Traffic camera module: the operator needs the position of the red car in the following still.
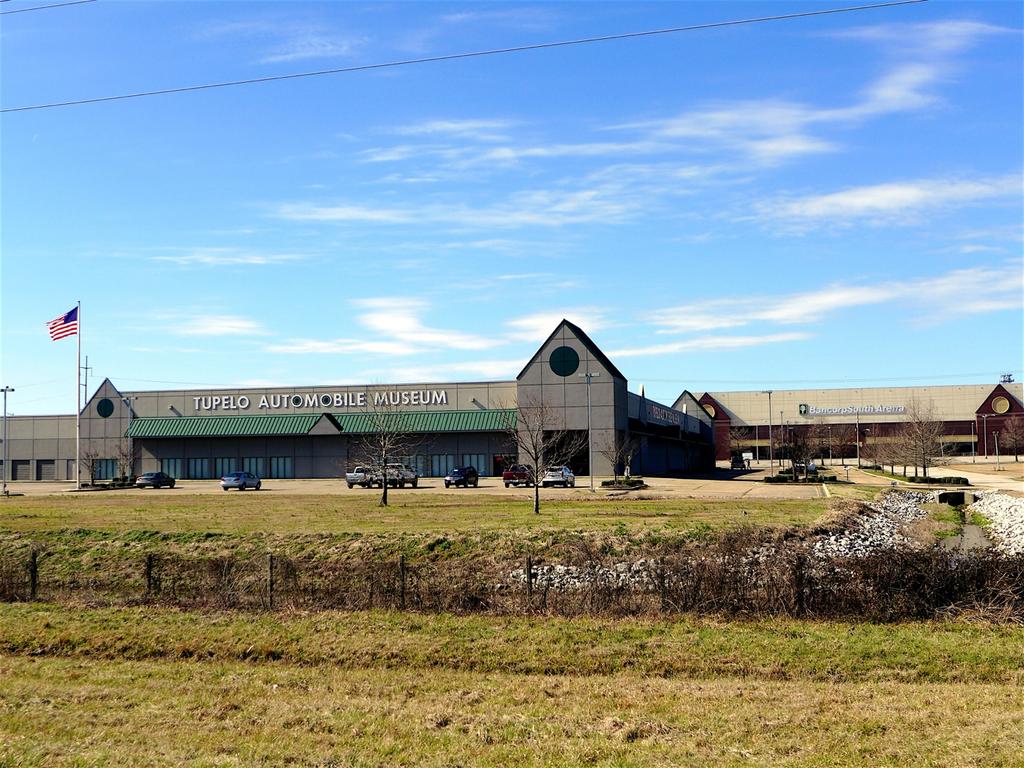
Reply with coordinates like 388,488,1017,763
502,464,534,488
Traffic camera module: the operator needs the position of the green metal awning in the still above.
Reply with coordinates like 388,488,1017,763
125,414,330,439
333,409,516,434
125,410,515,439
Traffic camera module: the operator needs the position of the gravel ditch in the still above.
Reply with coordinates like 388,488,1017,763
509,491,946,591
969,492,1024,556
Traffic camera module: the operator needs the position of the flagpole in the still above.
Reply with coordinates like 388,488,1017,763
76,300,81,490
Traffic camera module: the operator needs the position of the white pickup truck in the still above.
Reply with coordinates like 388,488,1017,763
345,466,374,489
346,463,419,489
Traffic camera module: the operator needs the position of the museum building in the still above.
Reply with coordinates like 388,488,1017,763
684,381,1024,462
2,321,714,482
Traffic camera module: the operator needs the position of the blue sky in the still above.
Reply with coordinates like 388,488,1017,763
2,0,1021,414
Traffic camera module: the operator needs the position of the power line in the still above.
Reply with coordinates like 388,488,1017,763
0,0,95,15
643,370,1022,386
1,0,926,113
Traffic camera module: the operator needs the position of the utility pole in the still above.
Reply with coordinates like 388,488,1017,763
762,390,773,476
81,355,93,402
1,386,13,496
578,367,600,492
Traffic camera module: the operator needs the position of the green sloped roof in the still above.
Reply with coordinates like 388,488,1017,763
333,409,516,434
125,414,325,438
125,410,516,439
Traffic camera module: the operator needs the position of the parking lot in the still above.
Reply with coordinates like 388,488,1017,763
2,470,828,500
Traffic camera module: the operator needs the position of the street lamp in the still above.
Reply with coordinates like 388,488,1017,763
827,424,833,466
578,368,600,492
971,420,976,463
1,386,13,496
981,414,990,458
762,391,773,476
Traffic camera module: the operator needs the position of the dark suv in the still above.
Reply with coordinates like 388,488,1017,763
136,471,175,489
444,466,479,488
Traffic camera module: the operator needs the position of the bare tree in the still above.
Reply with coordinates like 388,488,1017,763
807,423,832,466
115,438,136,480
600,432,639,483
504,396,587,514
998,416,1024,462
727,427,751,459
80,445,101,485
787,427,813,479
895,400,948,479
352,397,421,507
831,424,857,465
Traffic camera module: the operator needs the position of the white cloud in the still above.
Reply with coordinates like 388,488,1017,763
176,315,268,337
151,248,304,266
505,309,609,342
260,32,364,63
364,358,526,383
610,333,811,358
195,17,365,64
267,298,497,357
647,263,1023,334
275,183,643,228
392,119,517,142
755,175,1021,228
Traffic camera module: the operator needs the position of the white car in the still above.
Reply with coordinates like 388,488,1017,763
541,466,575,488
220,471,261,491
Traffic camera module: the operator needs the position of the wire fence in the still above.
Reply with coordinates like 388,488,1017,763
2,536,1021,621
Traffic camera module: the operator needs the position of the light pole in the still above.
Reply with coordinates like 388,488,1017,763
827,424,833,466
971,420,976,463
762,391,773,476
855,410,861,468
122,396,137,479
995,432,1001,471
981,414,989,458
1,386,13,496
578,368,600,492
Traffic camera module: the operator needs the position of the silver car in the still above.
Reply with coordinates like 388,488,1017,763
220,470,261,491
541,466,575,488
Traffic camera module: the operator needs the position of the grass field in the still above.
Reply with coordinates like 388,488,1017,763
1,605,1022,767
0,492,827,535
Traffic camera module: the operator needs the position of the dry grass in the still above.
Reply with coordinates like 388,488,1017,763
2,658,1022,767
1,605,1022,767
0,492,826,535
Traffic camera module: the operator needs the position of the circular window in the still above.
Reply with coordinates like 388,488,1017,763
96,398,114,418
992,396,1010,414
704,404,716,418
549,346,580,377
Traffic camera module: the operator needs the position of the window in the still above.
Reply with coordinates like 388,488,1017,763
243,457,264,477
429,454,455,477
94,459,118,480
214,458,237,478
269,456,293,479
460,454,488,475
161,458,182,479
187,458,211,480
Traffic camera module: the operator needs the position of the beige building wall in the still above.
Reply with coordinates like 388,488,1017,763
703,383,1024,426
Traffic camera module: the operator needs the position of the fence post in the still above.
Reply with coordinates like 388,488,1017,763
29,549,38,601
399,554,406,610
526,555,533,602
793,553,806,617
145,553,154,597
268,553,274,610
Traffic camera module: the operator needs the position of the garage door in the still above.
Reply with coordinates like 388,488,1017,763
12,460,31,481
36,460,56,481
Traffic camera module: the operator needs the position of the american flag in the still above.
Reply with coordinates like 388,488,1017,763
47,306,79,341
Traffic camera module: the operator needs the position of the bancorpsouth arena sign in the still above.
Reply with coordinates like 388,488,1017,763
798,403,906,417
193,389,449,412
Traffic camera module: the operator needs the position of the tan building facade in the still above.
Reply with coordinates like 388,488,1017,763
2,322,713,482
681,382,1024,462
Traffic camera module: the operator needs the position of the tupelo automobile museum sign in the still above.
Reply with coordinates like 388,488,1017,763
193,389,449,412
798,403,905,417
